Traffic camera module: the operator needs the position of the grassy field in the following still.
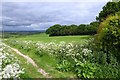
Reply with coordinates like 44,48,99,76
4,33,120,78
10,33,93,44
4,33,93,78
14,44,76,78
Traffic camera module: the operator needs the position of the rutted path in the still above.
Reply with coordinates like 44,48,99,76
4,43,51,78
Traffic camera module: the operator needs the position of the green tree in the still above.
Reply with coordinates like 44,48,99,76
46,24,62,36
96,1,120,22
46,22,99,36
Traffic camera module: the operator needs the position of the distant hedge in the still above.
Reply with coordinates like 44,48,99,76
46,21,100,36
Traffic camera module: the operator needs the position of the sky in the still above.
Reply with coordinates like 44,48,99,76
1,0,110,31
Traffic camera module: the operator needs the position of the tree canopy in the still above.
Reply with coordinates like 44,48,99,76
96,1,120,22
46,22,100,36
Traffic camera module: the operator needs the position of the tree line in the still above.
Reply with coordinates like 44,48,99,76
46,22,100,36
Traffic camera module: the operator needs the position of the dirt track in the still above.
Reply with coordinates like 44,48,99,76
4,43,51,78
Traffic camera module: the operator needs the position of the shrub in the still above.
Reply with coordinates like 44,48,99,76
95,13,120,62
95,64,119,78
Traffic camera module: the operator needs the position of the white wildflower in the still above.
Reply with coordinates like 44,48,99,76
82,48,92,56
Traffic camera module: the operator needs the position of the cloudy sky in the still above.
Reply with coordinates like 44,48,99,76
2,0,110,31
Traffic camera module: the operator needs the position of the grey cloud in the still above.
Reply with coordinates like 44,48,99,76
2,2,107,31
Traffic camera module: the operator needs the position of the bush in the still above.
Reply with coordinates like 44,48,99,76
95,64,119,78
95,13,120,62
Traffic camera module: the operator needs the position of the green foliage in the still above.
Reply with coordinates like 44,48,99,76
46,24,62,36
95,64,119,78
34,48,44,57
74,61,96,78
46,22,100,36
87,39,119,78
56,60,71,72
96,1,120,22
96,13,120,62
